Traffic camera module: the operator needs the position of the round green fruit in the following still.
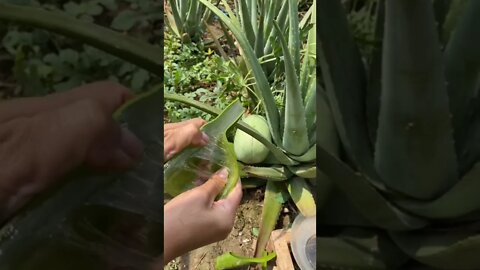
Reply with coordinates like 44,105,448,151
234,115,271,164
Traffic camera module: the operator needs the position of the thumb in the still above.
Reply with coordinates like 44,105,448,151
199,168,229,202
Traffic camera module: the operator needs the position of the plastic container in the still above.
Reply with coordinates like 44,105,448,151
290,214,316,270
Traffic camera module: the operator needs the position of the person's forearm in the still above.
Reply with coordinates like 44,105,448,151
163,206,189,264
0,81,131,125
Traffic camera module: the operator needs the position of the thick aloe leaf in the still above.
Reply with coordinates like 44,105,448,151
434,0,452,43
392,162,480,219
443,0,468,43
287,0,300,76
317,187,374,227
318,0,378,182
375,0,457,200
0,89,163,270
263,0,277,49
391,229,480,269
459,96,480,175
165,5,181,37
240,165,290,181
445,0,480,154
167,0,184,36
288,164,316,179
273,22,309,155
0,3,161,76
164,93,297,165
238,0,256,47
254,181,285,257
287,177,315,217
304,72,316,142
317,228,409,270
365,0,384,148
316,87,339,157
254,3,265,59
215,251,276,270
316,146,427,231
199,0,282,146
249,0,257,36
312,87,334,210
185,0,200,39
178,0,187,22
264,0,288,58
313,170,333,211
290,144,316,163
164,100,243,198
300,1,316,100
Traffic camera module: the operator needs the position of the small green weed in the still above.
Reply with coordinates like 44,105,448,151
0,0,161,97
164,30,251,123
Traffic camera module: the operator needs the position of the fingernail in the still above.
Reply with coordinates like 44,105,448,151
166,151,176,160
201,132,209,143
120,126,144,160
215,167,229,179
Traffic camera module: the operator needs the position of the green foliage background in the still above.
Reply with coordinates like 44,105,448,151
0,0,161,99
163,31,250,123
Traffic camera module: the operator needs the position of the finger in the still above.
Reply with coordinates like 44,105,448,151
114,125,144,161
164,123,208,159
0,81,132,124
164,118,206,131
86,124,143,170
183,123,209,146
54,81,133,114
199,168,229,202
214,179,243,214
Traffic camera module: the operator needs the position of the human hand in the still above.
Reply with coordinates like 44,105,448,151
0,81,143,220
164,118,209,161
163,168,242,264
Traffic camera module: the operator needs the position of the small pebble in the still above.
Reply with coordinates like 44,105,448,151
283,207,289,213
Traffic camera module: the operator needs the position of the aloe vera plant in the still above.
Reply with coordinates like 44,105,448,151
317,0,480,268
165,0,219,43
165,0,327,263
0,3,162,269
227,0,303,81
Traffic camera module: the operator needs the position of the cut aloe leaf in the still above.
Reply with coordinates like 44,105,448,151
164,100,243,199
215,251,276,270
391,228,480,269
